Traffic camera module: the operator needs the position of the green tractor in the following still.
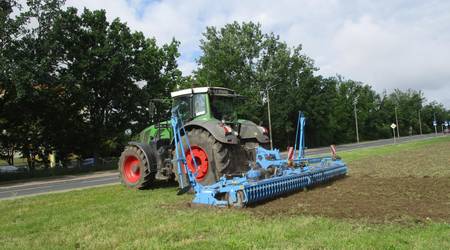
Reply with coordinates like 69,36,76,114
118,87,270,189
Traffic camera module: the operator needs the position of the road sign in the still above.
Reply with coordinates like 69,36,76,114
391,123,396,143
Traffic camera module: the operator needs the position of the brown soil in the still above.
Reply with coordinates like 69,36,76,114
248,175,450,222
165,140,450,223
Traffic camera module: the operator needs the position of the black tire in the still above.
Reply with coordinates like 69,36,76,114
175,128,241,186
118,146,155,189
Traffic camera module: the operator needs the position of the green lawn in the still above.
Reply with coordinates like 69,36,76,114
0,136,449,249
339,135,450,162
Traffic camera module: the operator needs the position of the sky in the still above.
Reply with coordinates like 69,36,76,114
61,0,450,107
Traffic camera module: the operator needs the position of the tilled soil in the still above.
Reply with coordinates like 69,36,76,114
166,140,450,223
248,175,450,222
247,142,450,223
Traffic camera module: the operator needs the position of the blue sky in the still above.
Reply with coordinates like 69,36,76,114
63,0,450,107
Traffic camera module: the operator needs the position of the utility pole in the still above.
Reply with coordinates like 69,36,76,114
395,106,400,138
265,84,280,150
267,89,273,149
353,98,360,143
418,109,422,135
434,113,438,135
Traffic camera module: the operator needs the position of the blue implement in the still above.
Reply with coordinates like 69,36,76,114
171,108,348,207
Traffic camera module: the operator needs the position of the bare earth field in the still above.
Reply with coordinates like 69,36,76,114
249,176,450,222
248,142,450,222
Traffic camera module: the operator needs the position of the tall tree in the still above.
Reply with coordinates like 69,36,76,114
196,22,339,147
0,0,182,166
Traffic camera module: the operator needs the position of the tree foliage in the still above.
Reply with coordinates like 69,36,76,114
0,2,448,169
0,0,181,166
195,22,449,148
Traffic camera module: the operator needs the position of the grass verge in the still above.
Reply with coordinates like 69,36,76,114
0,136,449,249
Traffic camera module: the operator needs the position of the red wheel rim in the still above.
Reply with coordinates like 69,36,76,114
123,155,141,183
185,146,209,180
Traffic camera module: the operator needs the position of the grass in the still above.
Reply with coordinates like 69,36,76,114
0,157,27,166
0,136,449,249
339,135,450,162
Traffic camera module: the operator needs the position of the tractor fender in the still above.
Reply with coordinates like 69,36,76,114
127,141,158,172
183,120,239,144
238,120,270,144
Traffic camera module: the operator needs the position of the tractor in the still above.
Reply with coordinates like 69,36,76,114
118,87,270,189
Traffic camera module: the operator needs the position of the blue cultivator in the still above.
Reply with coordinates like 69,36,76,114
172,109,348,207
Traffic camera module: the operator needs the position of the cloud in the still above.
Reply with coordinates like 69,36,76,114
26,0,450,107
329,14,450,93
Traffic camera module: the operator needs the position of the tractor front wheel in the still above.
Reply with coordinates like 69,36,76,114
118,146,155,189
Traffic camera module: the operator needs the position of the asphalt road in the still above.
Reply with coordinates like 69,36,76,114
0,171,119,200
0,133,442,200
297,133,441,156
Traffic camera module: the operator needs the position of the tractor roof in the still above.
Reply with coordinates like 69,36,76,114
170,87,237,98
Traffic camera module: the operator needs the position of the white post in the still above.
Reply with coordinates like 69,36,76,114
392,127,396,143
390,123,397,143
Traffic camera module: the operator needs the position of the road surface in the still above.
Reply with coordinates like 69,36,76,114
0,171,118,200
0,133,443,200
291,133,441,156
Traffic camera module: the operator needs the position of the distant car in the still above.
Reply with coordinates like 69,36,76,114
0,165,28,173
81,158,95,167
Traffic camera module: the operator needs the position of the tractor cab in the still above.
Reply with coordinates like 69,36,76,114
170,87,241,123
120,86,269,190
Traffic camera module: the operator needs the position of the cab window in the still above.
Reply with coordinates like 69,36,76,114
172,96,191,121
210,95,236,121
193,94,206,117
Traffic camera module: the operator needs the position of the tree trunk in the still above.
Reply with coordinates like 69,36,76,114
7,148,14,165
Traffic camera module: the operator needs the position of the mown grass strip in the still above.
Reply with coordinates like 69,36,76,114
340,135,450,162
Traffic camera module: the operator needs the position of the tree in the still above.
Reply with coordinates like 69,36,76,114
328,77,385,143
195,22,335,147
422,101,448,133
0,0,22,165
0,0,183,167
194,21,450,147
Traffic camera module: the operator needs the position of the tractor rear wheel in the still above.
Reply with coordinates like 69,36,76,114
175,128,239,186
118,146,155,189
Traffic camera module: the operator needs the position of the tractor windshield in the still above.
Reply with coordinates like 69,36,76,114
172,96,191,122
210,95,236,121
